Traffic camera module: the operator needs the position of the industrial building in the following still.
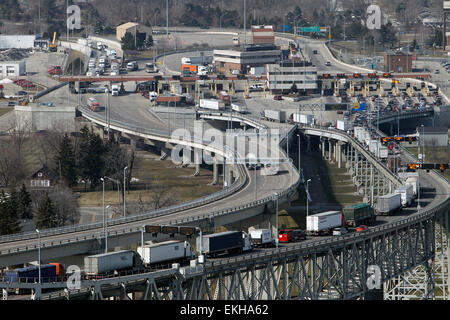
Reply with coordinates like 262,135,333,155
418,127,448,147
0,35,36,49
116,22,151,41
266,60,318,94
213,45,281,74
0,61,26,77
251,25,275,45
384,52,413,73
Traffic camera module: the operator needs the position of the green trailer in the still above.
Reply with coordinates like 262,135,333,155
343,203,376,227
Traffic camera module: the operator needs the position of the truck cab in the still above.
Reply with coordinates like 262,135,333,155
111,85,120,96
242,232,253,252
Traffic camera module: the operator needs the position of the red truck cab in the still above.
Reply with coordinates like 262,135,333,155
48,66,62,75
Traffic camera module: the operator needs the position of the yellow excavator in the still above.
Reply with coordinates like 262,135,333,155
49,32,57,52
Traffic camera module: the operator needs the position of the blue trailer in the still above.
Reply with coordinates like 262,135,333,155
5,264,58,283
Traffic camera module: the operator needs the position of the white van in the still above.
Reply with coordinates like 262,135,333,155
97,42,103,50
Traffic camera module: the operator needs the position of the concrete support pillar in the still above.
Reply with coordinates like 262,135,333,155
194,148,201,176
306,136,311,152
338,143,343,168
224,164,233,187
160,146,170,160
212,157,219,185
321,139,326,158
327,139,331,162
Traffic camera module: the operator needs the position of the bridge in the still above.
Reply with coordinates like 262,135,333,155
0,31,449,300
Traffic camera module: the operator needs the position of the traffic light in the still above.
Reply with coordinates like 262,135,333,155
382,137,392,143
407,163,421,171
436,163,449,172
383,73,391,78
394,136,404,142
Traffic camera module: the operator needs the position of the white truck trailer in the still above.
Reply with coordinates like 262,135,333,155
137,240,193,266
263,109,286,122
199,98,225,111
84,250,135,275
336,119,351,131
306,211,342,235
395,184,415,207
376,193,402,215
293,113,314,125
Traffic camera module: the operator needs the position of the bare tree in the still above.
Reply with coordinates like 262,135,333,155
0,142,19,187
151,181,177,210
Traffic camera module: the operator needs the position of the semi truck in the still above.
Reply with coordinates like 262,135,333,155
87,97,101,111
126,61,138,71
263,109,286,122
199,98,225,110
248,229,274,247
5,263,63,284
336,119,351,131
377,146,389,160
111,84,120,96
231,103,246,113
375,193,402,215
197,231,253,257
306,211,343,235
84,250,140,276
395,185,415,207
292,113,314,125
218,91,231,106
342,203,376,227
137,241,193,266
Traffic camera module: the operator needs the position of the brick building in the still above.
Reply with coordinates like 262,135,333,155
251,25,275,45
384,52,413,73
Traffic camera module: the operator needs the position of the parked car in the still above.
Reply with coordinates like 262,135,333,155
332,227,348,236
274,95,283,101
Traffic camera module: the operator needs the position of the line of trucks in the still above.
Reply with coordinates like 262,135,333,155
3,190,418,289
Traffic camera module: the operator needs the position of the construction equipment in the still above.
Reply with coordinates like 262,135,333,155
49,32,57,52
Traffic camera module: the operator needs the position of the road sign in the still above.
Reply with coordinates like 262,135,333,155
282,25,291,32
320,27,328,32
353,102,360,109
301,26,320,33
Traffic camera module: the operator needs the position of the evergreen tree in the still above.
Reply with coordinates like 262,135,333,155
55,133,77,186
35,193,57,229
79,126,105,190
17,183,32,220
121,32,136,50
0,189,21,235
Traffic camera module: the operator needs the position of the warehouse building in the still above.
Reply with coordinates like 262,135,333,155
0,35,36,49
266,60,318,94
116,22,152,41
0,61,26,77
418,127,448,147
213,45,281,74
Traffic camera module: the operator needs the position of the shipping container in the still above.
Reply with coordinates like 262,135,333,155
137,241,193,265
293,113,314,125
343,203,375,227
182,64,197,73
377,146,389,160
156,95,183,103
197,231,252,257
4,264,58,283
306,211,342,235
84,250,135,275
376,193,402,215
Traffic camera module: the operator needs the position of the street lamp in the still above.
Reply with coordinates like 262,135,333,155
36,229,41,284
123,166,128,218
417,125,424,211
141,226,145,248
101,177,105,240
306,179,311,217
273,193,279,248
105,205,111,253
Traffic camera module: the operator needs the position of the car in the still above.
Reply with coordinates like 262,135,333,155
278,229,306,242
86,71,93,77
15,91,28,96
333,227,348,236
325,61,331,66
434,69,440,74
7,101,15,107
39,102,53,107
274,95,283,101
110,70,119,76
356,225,368,232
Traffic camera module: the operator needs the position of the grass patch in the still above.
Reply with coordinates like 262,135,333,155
0,107,12,117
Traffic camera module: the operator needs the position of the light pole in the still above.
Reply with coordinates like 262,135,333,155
141,226,144,247
306,179,311,217
273,193,279,248
101,177,105,238
123,166,128,218
297,134,301,174
417,125,424,211
105,205,111,253
36,229,41,284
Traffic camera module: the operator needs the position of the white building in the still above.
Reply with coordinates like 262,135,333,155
0,61,26,77
0,35,36,49
266,60,318,94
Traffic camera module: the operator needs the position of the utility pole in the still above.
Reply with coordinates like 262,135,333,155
244,0,246,46
166,0,169,39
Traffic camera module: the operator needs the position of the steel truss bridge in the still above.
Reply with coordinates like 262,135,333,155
1,34,449,301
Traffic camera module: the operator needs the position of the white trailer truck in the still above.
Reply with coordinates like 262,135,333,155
306,211,342,236
199,98,225,111
395,184,415,207
137,240,193,266
263,109,286,122
376,193,402,215
84,250,136,275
